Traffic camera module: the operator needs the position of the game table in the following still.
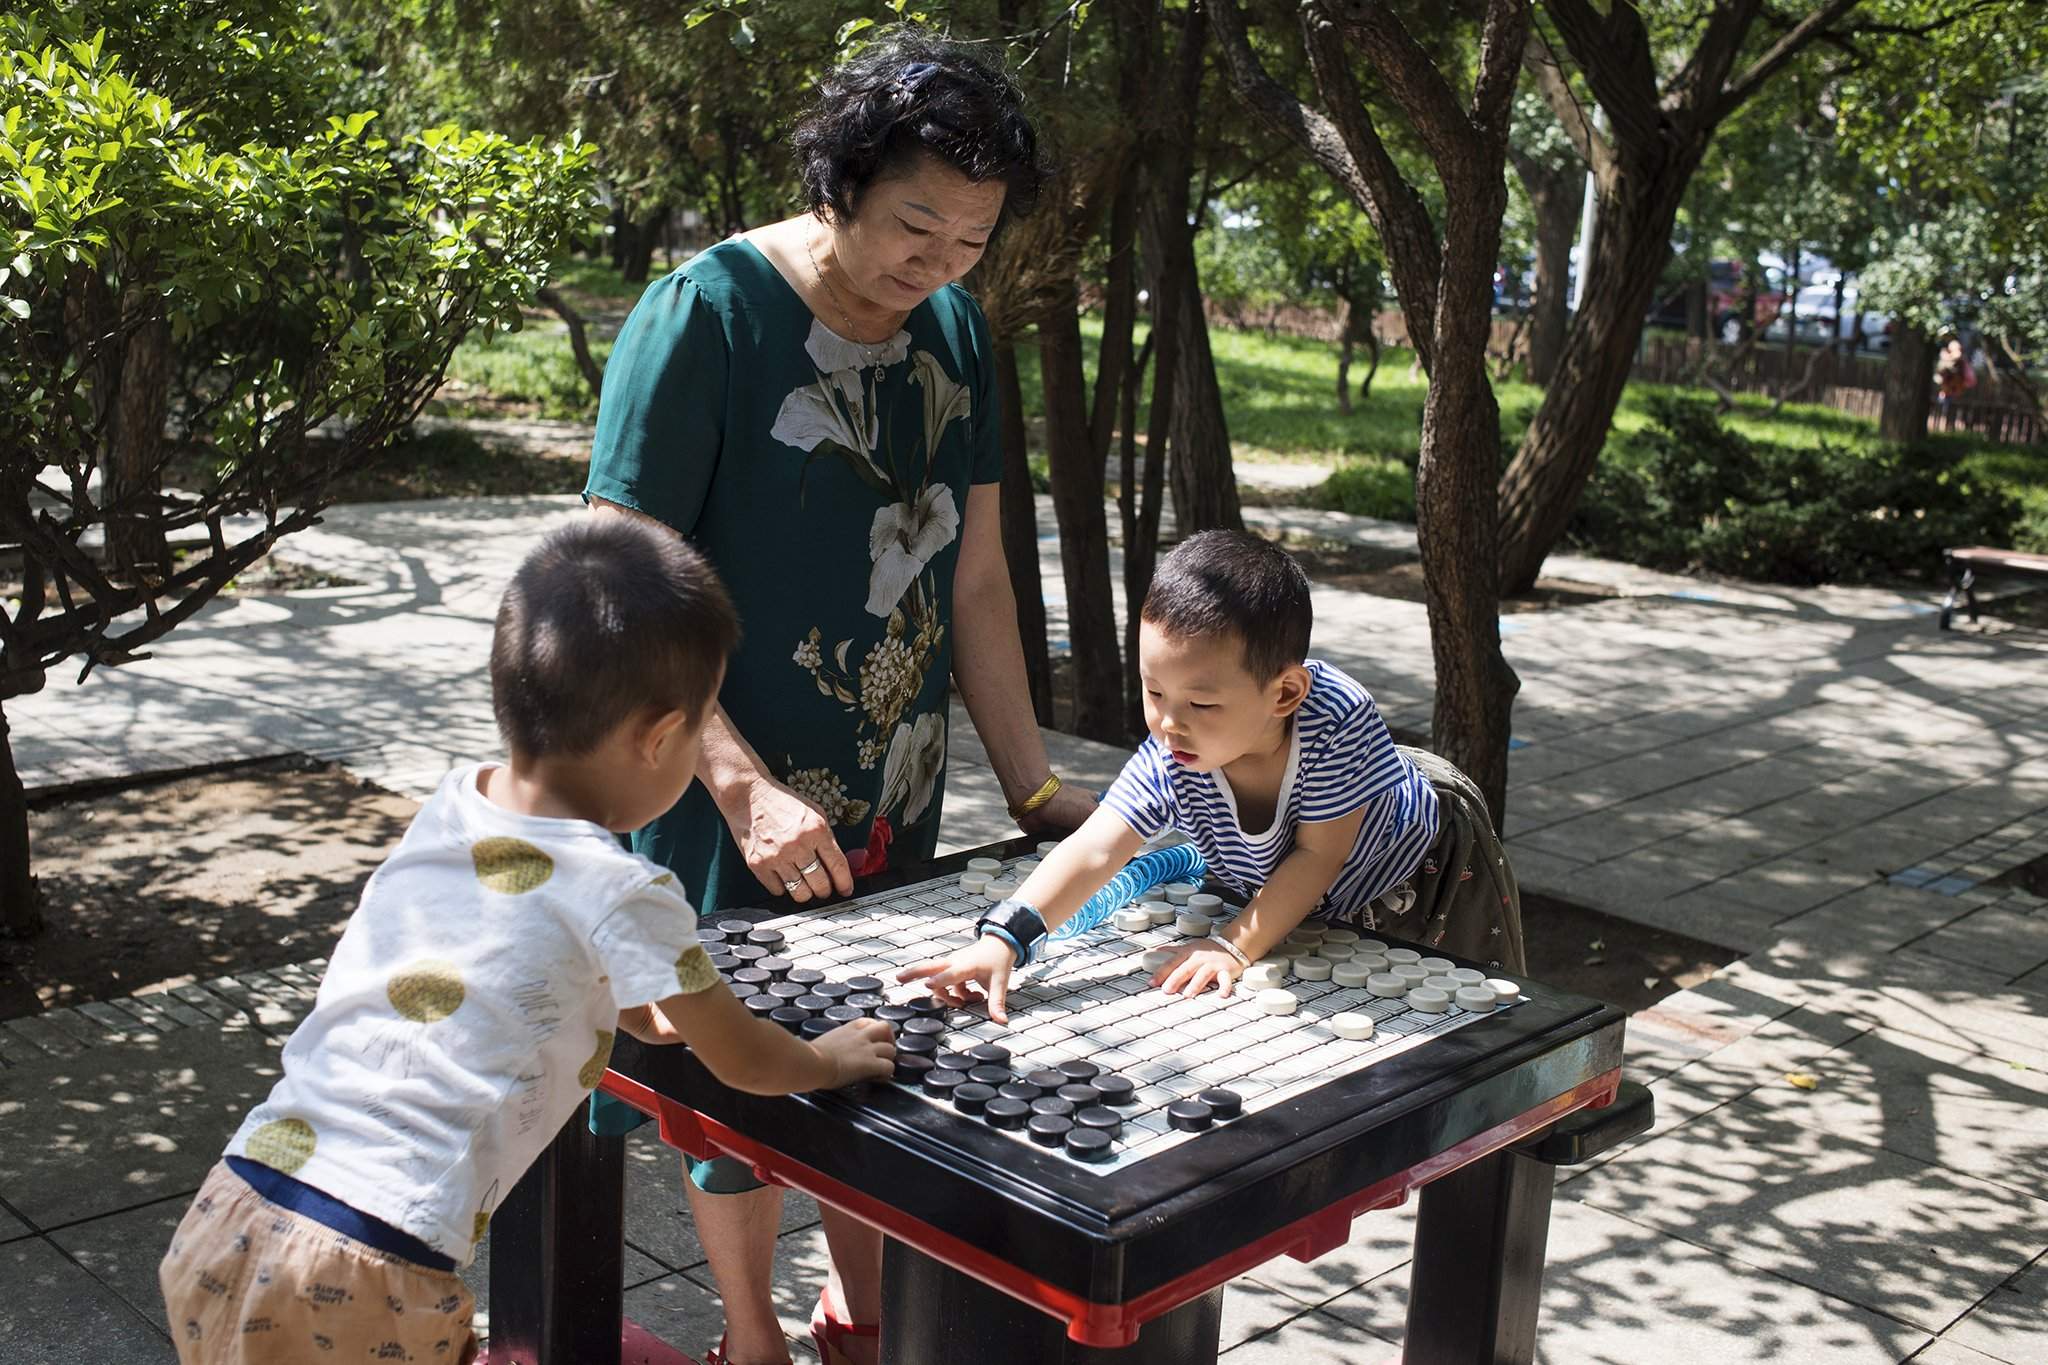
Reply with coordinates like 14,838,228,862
486,837,1632,1365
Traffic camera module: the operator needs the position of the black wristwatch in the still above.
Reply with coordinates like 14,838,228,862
976,899,1049,967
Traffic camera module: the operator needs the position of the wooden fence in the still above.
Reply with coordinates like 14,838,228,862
1201,298,2044,446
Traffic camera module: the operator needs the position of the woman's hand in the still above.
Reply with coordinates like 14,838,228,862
898,934,1022,1024
733,777,854,903
1017,782,1097,839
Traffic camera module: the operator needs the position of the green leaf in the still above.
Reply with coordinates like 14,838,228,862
836,17,874,44
731,16,755,49
4,296,29,319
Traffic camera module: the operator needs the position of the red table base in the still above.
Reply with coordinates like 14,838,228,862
597,1065,1622,1348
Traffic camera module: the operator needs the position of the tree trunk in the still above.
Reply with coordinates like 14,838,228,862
1336,296,1355,415
1418,343,1519,827
613,206,670,284
537,287,605,399
1038,291,1125,743
0,701,41,939
1418,146,1523,827
1146,10,1241,538
1497,162,1698,594
995,343,1053,726
103,315,172,581
1522,169,1577,387
1880,322,1934,444
1353,305,1382,399
1165,251,1245,534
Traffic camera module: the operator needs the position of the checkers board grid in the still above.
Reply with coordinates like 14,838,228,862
712,850,1525,1174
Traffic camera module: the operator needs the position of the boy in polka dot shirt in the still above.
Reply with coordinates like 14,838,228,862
157,519,894,1364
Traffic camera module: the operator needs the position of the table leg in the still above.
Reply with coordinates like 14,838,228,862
486,1112,627,1365
1403,1146,1557,1365
879,1239,1223,1365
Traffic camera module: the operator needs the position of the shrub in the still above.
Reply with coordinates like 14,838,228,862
1566,396,2020,585
1307,457,1415,521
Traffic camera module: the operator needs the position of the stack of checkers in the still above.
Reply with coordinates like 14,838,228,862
1234,922,1520,1026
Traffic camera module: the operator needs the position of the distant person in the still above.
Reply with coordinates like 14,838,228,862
582,29,1088,1365
155,518,894,1365
1935,334,1978,417
903,530,1525,1024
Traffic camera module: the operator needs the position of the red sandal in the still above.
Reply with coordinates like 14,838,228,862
809,1292,880,1365
701,1334,794,1365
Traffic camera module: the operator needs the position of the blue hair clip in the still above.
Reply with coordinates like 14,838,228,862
896,61,939,95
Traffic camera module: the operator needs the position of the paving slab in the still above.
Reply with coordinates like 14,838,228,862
1569,1098,2048,1334
1606,887,1787,953
619,1271,731,1361
1221,1306,1398,1362
618,1130,820,1273
1657,1004,1870,1102
1901,905,2048,982
0,1202,32,1242
1937,1252,2047,1365
48,1196,200,1343
1908,1340,2018,1365
0,1237,175,1363
1728,941,2048,1060
1776,883,1983,954
1733,1027,2048,1204
1322,1198,1931,1365
1712,854,1884,918
0,1025,280,1229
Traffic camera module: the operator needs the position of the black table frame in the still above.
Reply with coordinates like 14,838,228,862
487,839,1627,1364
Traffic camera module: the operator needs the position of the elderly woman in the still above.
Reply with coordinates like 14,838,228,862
583,32,1092,1365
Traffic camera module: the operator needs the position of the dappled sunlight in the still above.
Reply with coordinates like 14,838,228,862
1570,1099,2041,1335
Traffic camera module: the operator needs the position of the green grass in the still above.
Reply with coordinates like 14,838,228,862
437,319,612,421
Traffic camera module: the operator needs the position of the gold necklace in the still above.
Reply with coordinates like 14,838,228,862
805,224,893,380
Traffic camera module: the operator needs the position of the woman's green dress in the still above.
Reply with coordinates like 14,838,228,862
584,238,1002,918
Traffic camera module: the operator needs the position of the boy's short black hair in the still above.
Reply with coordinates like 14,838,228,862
491,516,740,758
1140,530,1312,682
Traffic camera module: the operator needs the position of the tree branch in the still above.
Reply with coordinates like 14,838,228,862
1541,0,1664,148
1208,0,1442,367
1718,0,1865,117
1325,0,1476,168
1522,27,1613,181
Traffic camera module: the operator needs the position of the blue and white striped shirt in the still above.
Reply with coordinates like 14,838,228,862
1102,660,1439,925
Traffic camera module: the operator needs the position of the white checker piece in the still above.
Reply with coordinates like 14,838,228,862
757,858,1523,1175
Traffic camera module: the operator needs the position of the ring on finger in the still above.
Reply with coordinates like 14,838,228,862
797,855,824,876
782,876,804,893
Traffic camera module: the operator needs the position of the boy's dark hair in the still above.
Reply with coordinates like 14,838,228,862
1141,530,1312,682
491,517,740,758
791,30,1048,241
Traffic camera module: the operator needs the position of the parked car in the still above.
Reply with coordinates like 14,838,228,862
1761,281,1894,353
1645,258,1784,341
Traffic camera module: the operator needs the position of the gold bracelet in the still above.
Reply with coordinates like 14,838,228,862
1008,772,1062,821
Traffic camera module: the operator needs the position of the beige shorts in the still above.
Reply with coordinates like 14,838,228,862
158,1161,478,1364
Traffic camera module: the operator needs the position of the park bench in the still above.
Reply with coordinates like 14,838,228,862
1939,546,2048,629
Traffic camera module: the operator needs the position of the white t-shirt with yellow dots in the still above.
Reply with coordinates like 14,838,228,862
224,763,716,1263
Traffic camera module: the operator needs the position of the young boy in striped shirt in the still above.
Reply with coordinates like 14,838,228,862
904,529,1443,1022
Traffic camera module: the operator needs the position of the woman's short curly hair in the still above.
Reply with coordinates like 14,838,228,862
792,31,1047,236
